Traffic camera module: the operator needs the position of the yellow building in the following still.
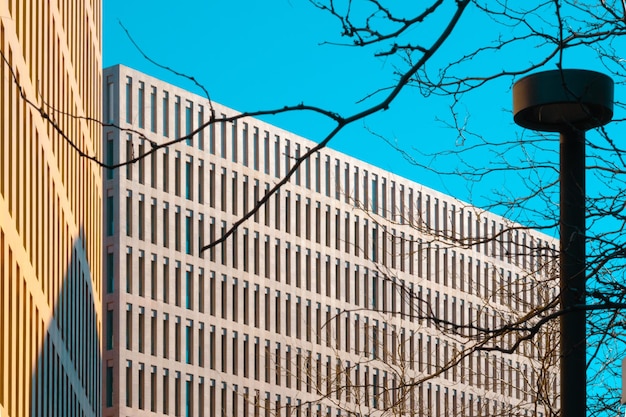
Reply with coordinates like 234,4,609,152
0,1,102,416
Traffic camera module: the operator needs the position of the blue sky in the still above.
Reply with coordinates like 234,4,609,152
102,0,623,221
102,1,541,211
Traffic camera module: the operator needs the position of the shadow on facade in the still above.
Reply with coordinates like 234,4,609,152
31,229,102,417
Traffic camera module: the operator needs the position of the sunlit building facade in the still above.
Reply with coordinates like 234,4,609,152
104,64,558,417
0,1,103,417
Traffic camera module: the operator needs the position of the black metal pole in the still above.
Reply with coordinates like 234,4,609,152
559,128,587,417
513,69,613,416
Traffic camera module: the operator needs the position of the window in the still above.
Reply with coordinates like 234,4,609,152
138,81,145,129
264,131,270,174
254,337,260,380
243,281,249,325
198,105,205,149
252,127,260,170
232,332,239,375
126,248,133,294
175,152,181,196
106,309,114,350
151,313,157,356
221,276,228,319
151,199,157,244
186,379,193,417
175,320,181,361
175,96,181,138
138,195,145,240
185,101,193,146
138,251,145,296
175,374,181,416
150,86,157,133
186,268,193,310
264,288,271,331
106,365,114,407
274,135,281,178
274,239,281,282
106,251,115,293
275,345,282,386
305,147,311,189
162,370,170,413
186,323,193,364
175,207,181,251
199,325,205,367
275,291,281,334
294,144,300,185
296,297,302,339
209,119,216,154
232,120,238,162
163,258,170,303
106,76,115,122
305,198,311,240
232,172,238,215
175,263,182,307
126,134,133,180
315,153,320,193
220,115,227,158
254,284,260,328
382,178,387,217
264,236,271,278
285,295,291,336
210,272,216,316
209,326,216,369
253,232,260,275
185,158,193,200
285,243,291,285
295,196,301,237
274,190,281,231
209,163,215,208
232,230,239,269
243,335,250,377
372,223,378,262
242,122,249,166
106,133,114,179
221,222,228,266
162,148,169,192
371,174,378,213
126,362,133,407
162,91,169,137
139,309,145,352
106,194,115,236
126,305,133,350
199,269,205,313
185,211,193,255
353,167,360,206
162,202,170,248
221,168,227,212
198,160,204,204
232,279,239,322
125,76,133,123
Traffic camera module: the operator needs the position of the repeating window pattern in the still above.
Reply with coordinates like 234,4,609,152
103,65,558,417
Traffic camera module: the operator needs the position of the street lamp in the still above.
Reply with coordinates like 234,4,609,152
513,69,613,417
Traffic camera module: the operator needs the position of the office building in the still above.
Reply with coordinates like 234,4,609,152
103,64,558,416
0,1,103,417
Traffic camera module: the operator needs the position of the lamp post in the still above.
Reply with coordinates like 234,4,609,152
513,69,613,417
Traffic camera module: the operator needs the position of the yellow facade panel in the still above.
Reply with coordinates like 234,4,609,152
0,1,102,416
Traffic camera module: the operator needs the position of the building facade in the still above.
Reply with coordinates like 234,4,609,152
0,1,103,417
103,64,558,417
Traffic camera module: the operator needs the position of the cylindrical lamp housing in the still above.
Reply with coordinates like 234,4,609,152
513,69,613,132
